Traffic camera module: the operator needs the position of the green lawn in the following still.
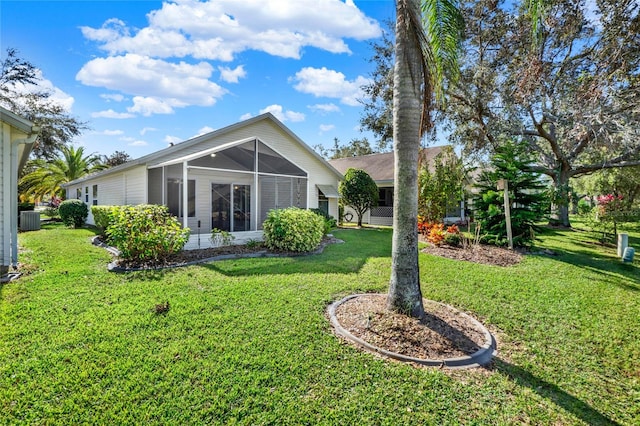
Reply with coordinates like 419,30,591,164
1,223,638,424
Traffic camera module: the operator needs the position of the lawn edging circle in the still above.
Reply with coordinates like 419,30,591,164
328,293,497,369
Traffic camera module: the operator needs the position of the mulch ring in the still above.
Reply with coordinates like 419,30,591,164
331,293,494,365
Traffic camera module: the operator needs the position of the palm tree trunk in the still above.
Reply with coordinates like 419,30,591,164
386,0,425,319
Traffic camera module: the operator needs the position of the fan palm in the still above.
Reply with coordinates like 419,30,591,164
20,145,105,201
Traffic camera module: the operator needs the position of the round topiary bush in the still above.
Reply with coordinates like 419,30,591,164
58,199,89,228
263,207,325,253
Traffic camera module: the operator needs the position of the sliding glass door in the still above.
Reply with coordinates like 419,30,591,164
211,183,251,232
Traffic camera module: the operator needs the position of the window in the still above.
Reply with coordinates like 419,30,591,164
318,193,329,216
85,186,89,203
167,179,195,217
92,185,98,206
76,188,82,199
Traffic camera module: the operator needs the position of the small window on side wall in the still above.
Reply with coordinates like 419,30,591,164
92,185,98,206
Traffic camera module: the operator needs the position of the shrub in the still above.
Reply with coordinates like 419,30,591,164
444,232,461,246
106,204,190,263
59,199,89,228
427,223,446,246
263,207,324,252
91,205,121,236
577,199,593,215
43,207,59,219
444,224,461,246
310,208,337,235
211,228,235,247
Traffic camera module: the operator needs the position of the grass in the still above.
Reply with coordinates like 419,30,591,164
1,222,639,424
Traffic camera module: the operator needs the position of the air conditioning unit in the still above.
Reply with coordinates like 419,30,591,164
20,211,41,231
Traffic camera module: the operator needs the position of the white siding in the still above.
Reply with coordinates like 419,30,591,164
65,116,341,233
1,123,8,271
124,166,147,205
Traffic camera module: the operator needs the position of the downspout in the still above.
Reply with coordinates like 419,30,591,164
182,161,188,229
11,130,39,267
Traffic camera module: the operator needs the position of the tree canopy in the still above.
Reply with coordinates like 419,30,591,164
338,168,379,227
1,48,87,159
19,145,105,201
444,0,640,226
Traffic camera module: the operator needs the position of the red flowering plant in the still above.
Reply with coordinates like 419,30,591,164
594,194,626,241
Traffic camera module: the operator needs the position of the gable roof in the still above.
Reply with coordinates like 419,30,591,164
64,113,342,187
328,146,446,184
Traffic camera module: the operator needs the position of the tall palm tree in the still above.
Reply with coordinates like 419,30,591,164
20,145,105,201
386,0,463,317
386,0,546,318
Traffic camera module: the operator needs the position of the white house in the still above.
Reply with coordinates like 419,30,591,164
63,113,342,249
329,147,472,226
1,107,39,277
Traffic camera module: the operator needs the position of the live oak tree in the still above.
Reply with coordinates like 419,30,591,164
0,48,87,159
445,0,640,227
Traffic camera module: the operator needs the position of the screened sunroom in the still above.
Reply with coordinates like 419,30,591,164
147,137,309,235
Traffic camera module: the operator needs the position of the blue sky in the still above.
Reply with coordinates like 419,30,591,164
1,0,398,159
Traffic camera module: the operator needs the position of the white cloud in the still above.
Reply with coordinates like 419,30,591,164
140,127,157,135
319,124,335,133
76,54,227,115
128,96,179,116
259,104,305,122
309,103,340,114
128,140,148,147
195,126,216,137
10,69,75,112
239,113,253,121
291,67,369,106
80,0,381,61
91,109,135,119
100,93,126,102
101,129,124,136
218,65,246,83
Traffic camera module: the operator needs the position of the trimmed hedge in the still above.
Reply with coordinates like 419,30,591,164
91,205,121,236
59,200,89,228
106,204,190,263
263,208,324,253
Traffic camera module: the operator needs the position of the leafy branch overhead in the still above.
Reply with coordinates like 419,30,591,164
0,48,87,159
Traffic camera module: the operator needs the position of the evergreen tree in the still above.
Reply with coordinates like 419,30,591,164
473,142,548,247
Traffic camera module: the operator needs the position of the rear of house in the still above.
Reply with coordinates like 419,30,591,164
63,113,342,248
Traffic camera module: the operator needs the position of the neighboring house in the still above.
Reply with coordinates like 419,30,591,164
1,107,39,277
63,113,342,249
329,147,467,226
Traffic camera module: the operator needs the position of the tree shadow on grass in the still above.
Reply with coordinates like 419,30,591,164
425,310,619,424
538,247,640,292
198,228,392,277
491,358,621,425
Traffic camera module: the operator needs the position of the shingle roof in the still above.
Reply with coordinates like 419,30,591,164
328,146,446,183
